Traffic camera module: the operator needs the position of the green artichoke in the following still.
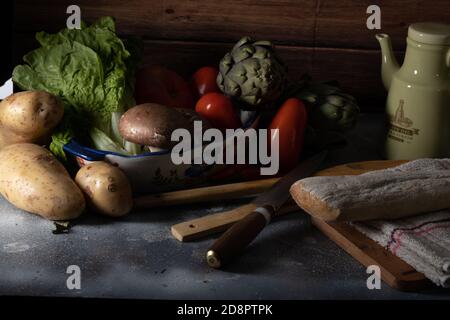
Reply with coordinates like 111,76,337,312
294,82,360,132
217,37,287,109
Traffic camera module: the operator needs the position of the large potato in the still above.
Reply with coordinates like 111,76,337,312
75,162,133,217
0,143,85,220
0,91,64,148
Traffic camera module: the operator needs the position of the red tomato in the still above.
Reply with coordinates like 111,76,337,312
191,66,221,98
268,98,307,173
195,93,241,130
134,66,195,109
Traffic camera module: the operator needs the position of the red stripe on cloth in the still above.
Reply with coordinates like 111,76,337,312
389,223,450,255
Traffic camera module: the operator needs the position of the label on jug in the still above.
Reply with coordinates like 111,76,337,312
387,100,420,144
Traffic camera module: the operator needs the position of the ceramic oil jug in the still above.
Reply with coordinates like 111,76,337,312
376,22,450,160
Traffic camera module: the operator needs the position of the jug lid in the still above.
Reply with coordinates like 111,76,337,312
408,22,450,45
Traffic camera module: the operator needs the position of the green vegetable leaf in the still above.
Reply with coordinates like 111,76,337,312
50,131,73,162
12,17,140,159
89,127,130,155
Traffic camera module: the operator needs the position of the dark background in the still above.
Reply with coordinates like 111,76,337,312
9,0,450,111
0,0,13,84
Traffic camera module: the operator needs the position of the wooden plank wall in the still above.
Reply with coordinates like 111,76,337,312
13,0,450,112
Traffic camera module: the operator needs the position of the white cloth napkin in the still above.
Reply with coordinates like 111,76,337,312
353,211,450,288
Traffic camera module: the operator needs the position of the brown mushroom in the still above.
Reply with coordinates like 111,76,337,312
119,103,191,151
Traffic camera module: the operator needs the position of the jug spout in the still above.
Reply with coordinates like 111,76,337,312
376,34,400,90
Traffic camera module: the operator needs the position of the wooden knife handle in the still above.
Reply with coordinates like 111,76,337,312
206,205,275,269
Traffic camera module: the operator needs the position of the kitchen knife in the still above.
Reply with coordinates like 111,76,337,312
206,151,327,268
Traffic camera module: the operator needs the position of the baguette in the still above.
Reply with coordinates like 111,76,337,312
290,159,450,222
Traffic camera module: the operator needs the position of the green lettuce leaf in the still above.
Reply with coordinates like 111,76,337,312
12,17,140,158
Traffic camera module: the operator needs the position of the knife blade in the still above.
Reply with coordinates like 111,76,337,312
206,150,327,268
252,151,328,211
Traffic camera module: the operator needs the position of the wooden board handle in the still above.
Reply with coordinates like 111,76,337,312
171,203,258,242
171,200,299,242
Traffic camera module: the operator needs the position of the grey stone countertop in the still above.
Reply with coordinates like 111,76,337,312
0,114,449,299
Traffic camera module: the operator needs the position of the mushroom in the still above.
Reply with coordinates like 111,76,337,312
119,103,191,152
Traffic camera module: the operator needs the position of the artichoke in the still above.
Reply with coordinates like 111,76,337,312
294,82,360,132
217,37,287,109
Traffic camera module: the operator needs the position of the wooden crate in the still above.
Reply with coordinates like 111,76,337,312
12,0,450,111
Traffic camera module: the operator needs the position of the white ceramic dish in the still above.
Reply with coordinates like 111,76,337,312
64,113,259,193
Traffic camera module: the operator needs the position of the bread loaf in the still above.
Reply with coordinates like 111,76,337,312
290,159,450,222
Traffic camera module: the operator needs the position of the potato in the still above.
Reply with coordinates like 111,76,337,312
0,143,85,220
75,162,133,217
0,91,64,148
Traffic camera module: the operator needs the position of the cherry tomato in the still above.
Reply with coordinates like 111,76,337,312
268,98,308,173
195,93,241,130
191,66,221,98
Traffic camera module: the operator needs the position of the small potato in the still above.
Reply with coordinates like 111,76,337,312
75,162,133,217
0,143,85,220
0,91,64,148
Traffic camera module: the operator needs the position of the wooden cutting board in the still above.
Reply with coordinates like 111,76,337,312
311,160,432,292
